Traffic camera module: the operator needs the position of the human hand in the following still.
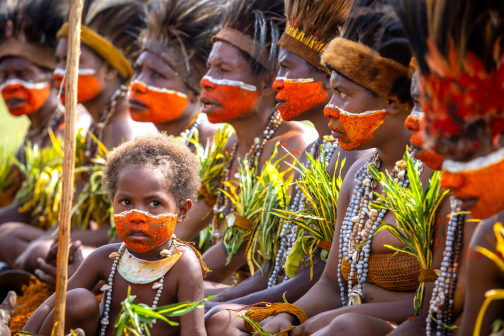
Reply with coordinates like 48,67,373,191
253,313,295,336
0,291,16,336
290,310,340,336
35,240,84,288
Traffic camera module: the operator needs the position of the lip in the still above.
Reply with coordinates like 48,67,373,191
128,97,148,112
200,96,221,114
5,98,26,109
331,130,344,138
456,196,479,211
275,100,286,109
128,230,150,241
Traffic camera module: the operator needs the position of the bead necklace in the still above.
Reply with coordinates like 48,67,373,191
99,241,177,336
426,197,465,336
25,104,64,143
268,137,337,288
84,86,126,164
337,148,420,306
211,110,283,242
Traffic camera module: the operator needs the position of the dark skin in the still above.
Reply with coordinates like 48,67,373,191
23,165,206,336
204,49,371,314
198,41,318,286
0,39,158,275
241,71,438,336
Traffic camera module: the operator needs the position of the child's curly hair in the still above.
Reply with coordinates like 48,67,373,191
101,133,201,206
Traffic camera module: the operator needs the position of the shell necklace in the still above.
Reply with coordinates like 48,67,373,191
268,136,337,288
337,148,420,306
99,241,178,336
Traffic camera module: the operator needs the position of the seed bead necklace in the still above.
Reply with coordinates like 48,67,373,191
268,136,337,288
99,241,178,336
180,112,205,146
337,148,420,306
211,110,282,243
426,197,465,336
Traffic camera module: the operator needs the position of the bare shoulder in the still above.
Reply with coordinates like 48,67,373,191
88,243,123,260
275,120,318,142
173,242,205,276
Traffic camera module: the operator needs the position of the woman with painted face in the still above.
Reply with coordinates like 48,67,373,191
395,0,504,334
251,2,455,335
204,0,375,324
0,0,91,216
199,0,317,285
128,0,224,241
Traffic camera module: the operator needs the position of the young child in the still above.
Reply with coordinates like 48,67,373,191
23,133,206,336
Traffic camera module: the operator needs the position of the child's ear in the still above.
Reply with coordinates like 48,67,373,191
177,199,193,221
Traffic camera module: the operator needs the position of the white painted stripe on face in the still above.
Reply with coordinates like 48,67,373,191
0,79,49,91
114,209,177,219
203,75,257,92
326,103,386,116
53,68,96,76
442,147,504,173
129,80,187,98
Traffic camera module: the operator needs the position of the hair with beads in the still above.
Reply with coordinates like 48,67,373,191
102,133,201,206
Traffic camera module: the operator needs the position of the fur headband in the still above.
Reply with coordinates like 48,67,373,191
321,37,413,109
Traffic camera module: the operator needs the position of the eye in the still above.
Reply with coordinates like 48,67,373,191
340,91,347,98
219,66,230,73
120,199,131,206
153,72,166,79
149,200,161,207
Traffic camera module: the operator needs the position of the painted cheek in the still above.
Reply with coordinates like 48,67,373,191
1,83,50,116
128,81,188,123
59,74,102,105
277,81,329,121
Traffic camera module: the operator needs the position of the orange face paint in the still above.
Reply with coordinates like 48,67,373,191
53,68,102,105
0,79,50,116
441,148,504,220
404,112,444,170
200,75,261,123
273,77,329,121
128,80,188,123
114,209,177,253
324,103,387,151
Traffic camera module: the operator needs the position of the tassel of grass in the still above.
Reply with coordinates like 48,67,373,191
368,147,449,316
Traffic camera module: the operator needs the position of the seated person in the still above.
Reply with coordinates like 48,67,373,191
23,133,206,336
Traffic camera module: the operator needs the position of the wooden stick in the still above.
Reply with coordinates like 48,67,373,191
54,0,84,335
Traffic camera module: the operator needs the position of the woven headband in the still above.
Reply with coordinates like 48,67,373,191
321,37,413,109
277,25,331,75
0,41,56,70
57,23,133,81
144,40,204,94
212,27,271,71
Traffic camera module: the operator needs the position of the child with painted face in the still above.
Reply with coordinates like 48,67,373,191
24,133,207,336
199,0,317,287
204,0,375,327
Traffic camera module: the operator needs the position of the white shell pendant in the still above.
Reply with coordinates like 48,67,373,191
100,284,112,291
152,282,163,289
159,249,171,257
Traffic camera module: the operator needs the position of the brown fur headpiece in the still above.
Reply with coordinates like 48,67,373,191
0,0,66,70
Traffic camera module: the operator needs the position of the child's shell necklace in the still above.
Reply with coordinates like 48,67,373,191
99,241,178,336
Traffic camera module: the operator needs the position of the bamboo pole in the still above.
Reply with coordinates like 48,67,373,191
54,0,84,335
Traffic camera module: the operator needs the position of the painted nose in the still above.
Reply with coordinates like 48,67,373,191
200,76,216,91
404,114,421,132
272,78,284,92
130,81,148,94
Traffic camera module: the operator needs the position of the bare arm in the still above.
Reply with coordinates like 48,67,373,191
0,201,32,225
23,244,111,333
178,247,206,336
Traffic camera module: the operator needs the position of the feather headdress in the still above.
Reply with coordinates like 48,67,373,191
0,0,67,70
393,0,504,160
141,0,224,93
279,0,352,73
212,0,285,73
57,0,148,81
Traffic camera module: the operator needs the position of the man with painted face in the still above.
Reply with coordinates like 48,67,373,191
245,2,455,335
396,0,504,334
199,0,317,287
204,0,374,321
128,0,224,241
0,0,157,276
0,0,91,214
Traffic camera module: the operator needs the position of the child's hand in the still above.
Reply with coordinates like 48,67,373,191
0,291,16,336
35,240,84,288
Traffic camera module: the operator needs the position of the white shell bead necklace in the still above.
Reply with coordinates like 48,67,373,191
268,136,337,288
99,242,177,336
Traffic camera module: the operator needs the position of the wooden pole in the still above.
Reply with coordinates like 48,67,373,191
54,0,84,335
